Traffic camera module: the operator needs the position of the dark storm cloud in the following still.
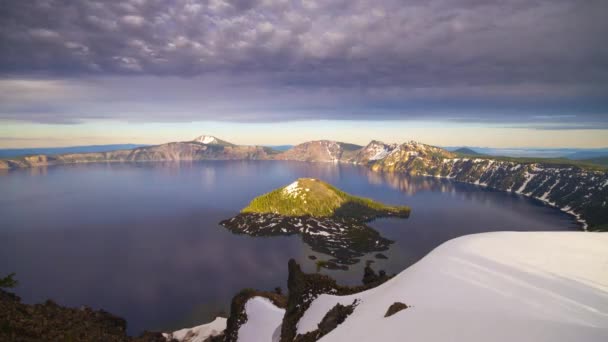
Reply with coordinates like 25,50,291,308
0,0,607,125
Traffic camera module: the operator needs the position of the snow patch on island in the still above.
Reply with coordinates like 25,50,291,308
283,180,303,198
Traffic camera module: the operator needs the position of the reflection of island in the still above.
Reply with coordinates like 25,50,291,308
220,178,410,266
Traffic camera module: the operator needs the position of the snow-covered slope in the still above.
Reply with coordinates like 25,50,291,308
163,317,226,342
295,232,608,342
237,297,285,342
350,140,398,163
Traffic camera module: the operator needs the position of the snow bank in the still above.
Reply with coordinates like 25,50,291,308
164,317,226,342
238,297,285,342
298,232,608,342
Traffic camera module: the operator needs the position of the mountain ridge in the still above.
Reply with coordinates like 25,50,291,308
1,135,606,230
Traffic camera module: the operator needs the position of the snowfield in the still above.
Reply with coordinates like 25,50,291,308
298,232,608,342
237,297,285,342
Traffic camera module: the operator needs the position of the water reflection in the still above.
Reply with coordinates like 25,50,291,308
364,169,456,194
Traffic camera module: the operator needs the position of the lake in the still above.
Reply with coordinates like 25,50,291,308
0,161,579,334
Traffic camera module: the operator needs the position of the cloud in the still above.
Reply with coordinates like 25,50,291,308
0,0,606,125
121,15,145,27
0,76,605,128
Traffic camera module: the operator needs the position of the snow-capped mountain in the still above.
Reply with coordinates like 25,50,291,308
193,135,218,144
191,135,235,146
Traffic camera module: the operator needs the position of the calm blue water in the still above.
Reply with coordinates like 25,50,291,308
0,161,579,334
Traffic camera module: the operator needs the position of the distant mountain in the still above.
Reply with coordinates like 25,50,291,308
453,147,482,155
0,144,148,158
0,136,277,169
444,146,608,159
565,150,608,160
274,140,362,162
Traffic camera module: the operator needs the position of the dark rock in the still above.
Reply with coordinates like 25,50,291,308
317,301,357,335
220,213,395,265
204,332,225,342
0,289,132,341
375,253,388,259
295,300,359,341
133,331,172,342
308,255,317,260
362,264,390,286
384,302,409,317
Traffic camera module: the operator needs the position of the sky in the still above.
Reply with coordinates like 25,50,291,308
1,0,607,148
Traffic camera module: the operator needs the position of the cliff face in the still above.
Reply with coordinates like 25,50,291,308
274,141,362,163
121,142,276,161
367,148,607,230
0,142,277,169
347,140,398,164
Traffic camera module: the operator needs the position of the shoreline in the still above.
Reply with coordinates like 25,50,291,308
0,158,594,231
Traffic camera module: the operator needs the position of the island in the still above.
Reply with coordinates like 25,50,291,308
220,178,410,266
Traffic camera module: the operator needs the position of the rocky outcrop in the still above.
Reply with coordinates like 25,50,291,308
384,302,408,317
221,213,395,264
362,262,391,285
294,301,358,342
280,260,390,342
0,289,167,342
